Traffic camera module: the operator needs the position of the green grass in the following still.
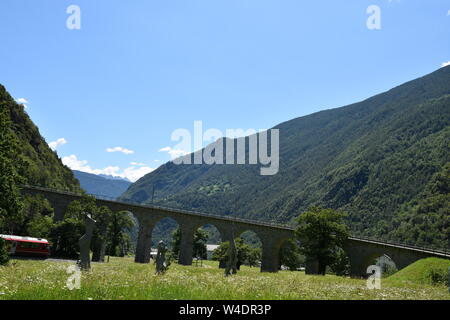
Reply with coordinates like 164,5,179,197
0,257,449,300
387,257,450,286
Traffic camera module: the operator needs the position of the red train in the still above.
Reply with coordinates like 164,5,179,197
0,234,50,258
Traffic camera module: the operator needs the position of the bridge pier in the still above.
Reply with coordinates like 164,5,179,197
135,218,155,263
178,224,196,265
261,240,281,272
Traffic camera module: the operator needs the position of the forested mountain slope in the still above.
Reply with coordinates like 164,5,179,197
0,84,81,192
120,67,450,249
73,170,131,199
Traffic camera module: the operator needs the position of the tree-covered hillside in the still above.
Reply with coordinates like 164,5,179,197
0,84,81,192
0,84,82,237
120,66,450,249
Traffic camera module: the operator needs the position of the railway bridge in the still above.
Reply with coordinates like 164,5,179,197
21,185,450,276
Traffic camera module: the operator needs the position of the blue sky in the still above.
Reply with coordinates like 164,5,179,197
1,0,449,181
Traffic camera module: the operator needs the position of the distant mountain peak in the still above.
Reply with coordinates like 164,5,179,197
73,170,132,199
98,174,132,183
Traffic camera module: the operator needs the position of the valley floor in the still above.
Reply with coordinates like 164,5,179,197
0,257,449,300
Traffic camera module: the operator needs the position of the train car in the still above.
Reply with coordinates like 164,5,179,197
0,234,50,258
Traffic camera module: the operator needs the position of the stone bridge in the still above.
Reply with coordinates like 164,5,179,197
21,185,450,276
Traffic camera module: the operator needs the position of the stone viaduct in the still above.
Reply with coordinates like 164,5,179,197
21,185,450,277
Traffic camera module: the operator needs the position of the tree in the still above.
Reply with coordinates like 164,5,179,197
19,195,55,238
0,237,10,266
329,247,350,276
279,239,304,271
49,196,98,258
295,206,349,275
246,247,262,268
107,211,134,257
171,227,208,260
193,228,208,259
49,217,84,258
0,105,24,234
211,238,260,269
171,228,181,257
91,206,112,262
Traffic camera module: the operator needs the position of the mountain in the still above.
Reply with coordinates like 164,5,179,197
98,174,131,183
120,66,450,249
0,84,81,192
73,170,132,199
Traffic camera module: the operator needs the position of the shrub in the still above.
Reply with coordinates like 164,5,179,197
0,238,10,266
426,268,448,286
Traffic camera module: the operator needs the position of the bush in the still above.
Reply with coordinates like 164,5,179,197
426,268,448,286
49,218,84,259
280,239,304,271
329,247,350,276
0,238,10,266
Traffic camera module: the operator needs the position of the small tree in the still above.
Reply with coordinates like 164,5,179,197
329,247,350,276
49,196,96,258
0,238,10,266
20,195,55,238
49,218,84,258
171,228,181,257
211,238,258,269
295,206,349,275
171,227,208,260
246,247,262,267
193,228,208,259
107,210,134,257
91,206,112,262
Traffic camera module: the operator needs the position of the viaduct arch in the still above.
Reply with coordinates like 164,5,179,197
21,185,450,276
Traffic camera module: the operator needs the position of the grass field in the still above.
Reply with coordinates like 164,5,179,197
0,257,449,300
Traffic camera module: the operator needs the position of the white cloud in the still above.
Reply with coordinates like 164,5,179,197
441,61,450,68
91,166,121,177
447,10,450,16
121,166,154,182
106,146,134,154
158,146,189,159
15,98,29,108
49,138,67,151
62,154,153,182
130,162,146,166
62,154,91,172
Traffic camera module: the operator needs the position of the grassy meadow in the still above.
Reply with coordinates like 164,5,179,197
0,257,449,300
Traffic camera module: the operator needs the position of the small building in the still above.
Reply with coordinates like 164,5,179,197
150,248,157,260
